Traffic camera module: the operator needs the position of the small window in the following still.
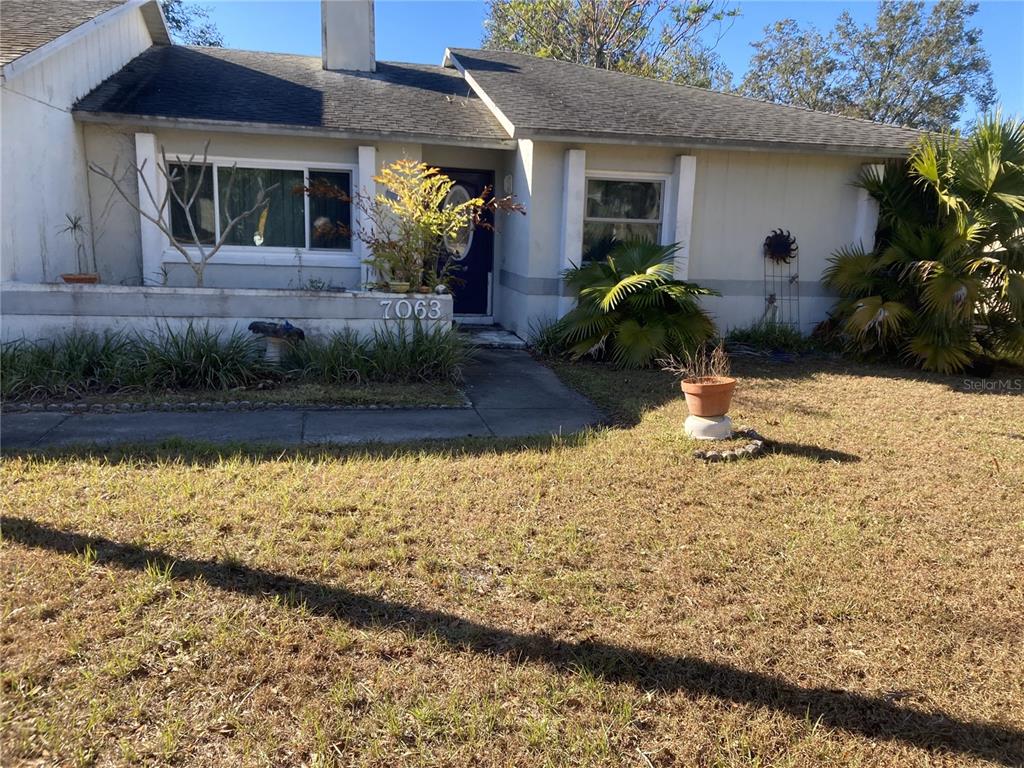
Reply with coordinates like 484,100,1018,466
169,163,215,245
583,178,663,258
308,170,352,250
218,166,305,248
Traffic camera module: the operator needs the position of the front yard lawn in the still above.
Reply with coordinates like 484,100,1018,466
2,358,1022,766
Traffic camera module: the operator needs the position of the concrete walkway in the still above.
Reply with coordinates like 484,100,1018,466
1,350,603,450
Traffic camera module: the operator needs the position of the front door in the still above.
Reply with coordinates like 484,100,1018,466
440,168,494,315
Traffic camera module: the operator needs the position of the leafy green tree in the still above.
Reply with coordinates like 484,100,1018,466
741,0,995,130
483,0,738,89
160,0,224,47
557,240,718,368
823,114,1024,373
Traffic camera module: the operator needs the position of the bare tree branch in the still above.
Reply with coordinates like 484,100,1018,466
88,141,278,287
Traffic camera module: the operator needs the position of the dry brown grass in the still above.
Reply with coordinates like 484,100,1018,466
2,357,1022,767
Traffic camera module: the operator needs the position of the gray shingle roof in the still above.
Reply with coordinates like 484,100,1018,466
74,46,513,147
0,0,125,66
447,48,923,156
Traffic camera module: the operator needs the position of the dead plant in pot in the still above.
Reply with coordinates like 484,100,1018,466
661,342,735,417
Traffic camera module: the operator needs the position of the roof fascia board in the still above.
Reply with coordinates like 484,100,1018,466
1,0,169,81
139,0,173,46
521,130,912,158
72,110,517,150
443,49,516,139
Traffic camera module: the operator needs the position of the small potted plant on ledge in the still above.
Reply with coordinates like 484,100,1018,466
59,214,100,284
662,343,736,439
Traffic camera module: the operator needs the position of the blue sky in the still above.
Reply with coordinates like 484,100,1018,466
203,0,1024,120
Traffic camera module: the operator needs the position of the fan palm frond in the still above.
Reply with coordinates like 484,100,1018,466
844,297,913,346
823,245,882,297
557,239,717,368
905,321,978,373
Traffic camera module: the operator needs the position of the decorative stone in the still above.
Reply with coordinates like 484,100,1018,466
684,414,733,440
705,451,722,461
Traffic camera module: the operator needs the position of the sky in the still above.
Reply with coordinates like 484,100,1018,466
202,0,1024,120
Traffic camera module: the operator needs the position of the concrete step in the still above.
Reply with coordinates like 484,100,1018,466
458,325,527,349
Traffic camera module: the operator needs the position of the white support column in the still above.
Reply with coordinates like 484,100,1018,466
853,163,884,250
669,154,697,280
558,148,586,317
356,144,377,289
134,132,165,286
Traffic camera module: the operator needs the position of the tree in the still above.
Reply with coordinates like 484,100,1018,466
88,142,276,287
483,0,738,89
160,0,224,47
822,114,1024,373
741,0,995,130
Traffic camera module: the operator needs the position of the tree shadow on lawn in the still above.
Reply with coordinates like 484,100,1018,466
4,515,1021,765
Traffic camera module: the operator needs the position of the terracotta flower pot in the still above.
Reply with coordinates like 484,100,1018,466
681,376,736,417
60,273,99,284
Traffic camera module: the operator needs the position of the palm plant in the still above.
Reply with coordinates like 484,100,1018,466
823,113,1024,372
557,240,718,368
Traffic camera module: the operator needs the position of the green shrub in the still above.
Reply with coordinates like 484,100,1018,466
287,320,470,384
527,317,566,357
1,331,143,400
368,320,470,382
557,239,718,368
822,113,1024,372
726,320,809,353
137,324,271,390
284,329,374,383
2,320,469,401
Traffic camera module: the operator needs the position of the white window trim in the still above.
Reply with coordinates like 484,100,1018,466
583,171,671,246
160,154,360,269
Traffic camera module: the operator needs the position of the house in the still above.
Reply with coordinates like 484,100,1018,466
1,0,922,341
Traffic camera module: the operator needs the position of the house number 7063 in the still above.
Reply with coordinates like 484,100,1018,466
379,299,443,320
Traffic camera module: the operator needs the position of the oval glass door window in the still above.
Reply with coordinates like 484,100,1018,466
443,184,474,260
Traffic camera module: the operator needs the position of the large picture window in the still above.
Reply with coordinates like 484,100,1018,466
583,178,663,258
168,162,353,251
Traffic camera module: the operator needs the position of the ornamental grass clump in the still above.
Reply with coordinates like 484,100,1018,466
2,321,471,401
136,324,270,390
284,321,470,384
0,331,143,400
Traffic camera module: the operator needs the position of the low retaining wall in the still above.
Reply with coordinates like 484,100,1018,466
0,283,453,343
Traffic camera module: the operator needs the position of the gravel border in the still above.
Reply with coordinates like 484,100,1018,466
693,427,767,462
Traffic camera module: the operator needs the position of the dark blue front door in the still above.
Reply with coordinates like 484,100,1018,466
440,168,494,315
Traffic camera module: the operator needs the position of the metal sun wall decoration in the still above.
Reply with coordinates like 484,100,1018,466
762,229,800,328
763,229,798,264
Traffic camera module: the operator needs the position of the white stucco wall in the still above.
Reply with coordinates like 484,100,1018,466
501,141,878,336
688,149,868,333
0,5,155,283
1,282,453,343
493,139,567,336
